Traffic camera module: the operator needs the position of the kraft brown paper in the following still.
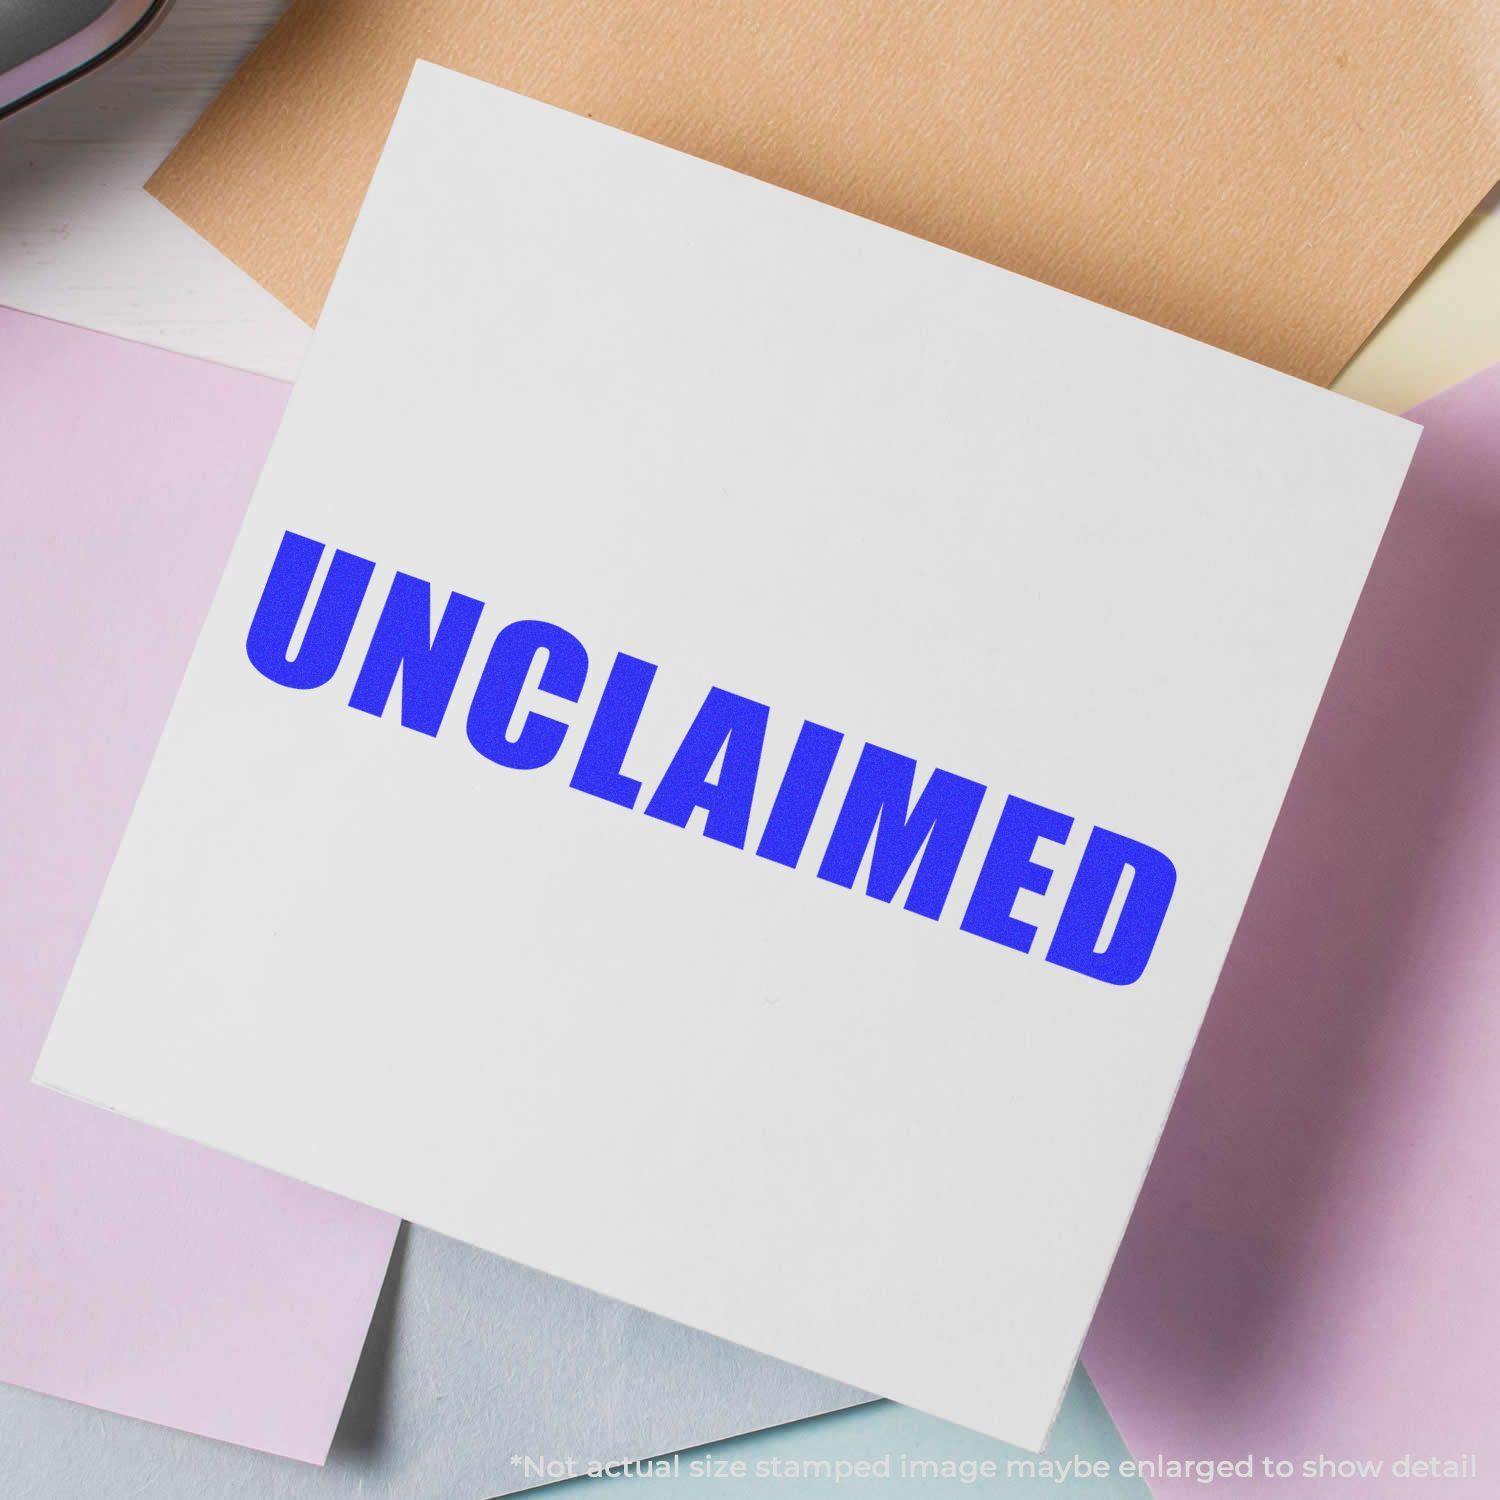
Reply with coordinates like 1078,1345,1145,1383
149,0,1500,384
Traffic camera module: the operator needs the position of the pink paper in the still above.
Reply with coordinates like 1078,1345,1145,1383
1087,366,1500,1495
0,307,398,1462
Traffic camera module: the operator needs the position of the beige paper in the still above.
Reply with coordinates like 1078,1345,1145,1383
1333,211,1500,411
148,0,1500,384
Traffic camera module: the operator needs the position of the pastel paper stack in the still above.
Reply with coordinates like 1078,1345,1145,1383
5,0,1494,1477
145,0,1500,382
1,302,869,1483
32,66,1419,1454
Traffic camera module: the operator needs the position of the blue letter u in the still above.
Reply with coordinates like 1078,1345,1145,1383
245,531,374,690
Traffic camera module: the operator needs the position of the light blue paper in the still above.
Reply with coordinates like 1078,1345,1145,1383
1,1226,1138,1498
2,1226,861,1498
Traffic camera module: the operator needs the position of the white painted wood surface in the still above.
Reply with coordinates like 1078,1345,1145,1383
0,0,309,377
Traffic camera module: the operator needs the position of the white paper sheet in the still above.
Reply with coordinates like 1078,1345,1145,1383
37,63,1418,1451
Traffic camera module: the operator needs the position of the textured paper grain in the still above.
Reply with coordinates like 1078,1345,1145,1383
148,0,1500,383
